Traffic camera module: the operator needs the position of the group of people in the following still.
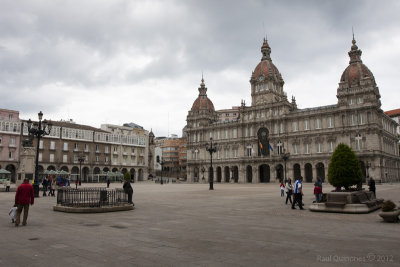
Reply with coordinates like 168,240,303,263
41,177,55,197
280,176,324,210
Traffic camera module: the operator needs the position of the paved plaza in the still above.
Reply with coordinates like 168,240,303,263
0,182,399,266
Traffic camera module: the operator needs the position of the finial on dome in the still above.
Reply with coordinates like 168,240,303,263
261,37,271,60
348,30,362,63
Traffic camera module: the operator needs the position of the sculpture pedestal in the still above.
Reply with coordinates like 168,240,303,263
309,190,383,214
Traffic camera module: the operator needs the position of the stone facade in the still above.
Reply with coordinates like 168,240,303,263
186,37,400,184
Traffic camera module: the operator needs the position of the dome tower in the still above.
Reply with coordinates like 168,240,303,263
337,36,381,107
250,38,286,106
187,76,217,128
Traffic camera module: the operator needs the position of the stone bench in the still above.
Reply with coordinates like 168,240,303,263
325,202,346,208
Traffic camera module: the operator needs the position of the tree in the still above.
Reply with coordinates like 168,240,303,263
124,172,131,181
328,143,362,189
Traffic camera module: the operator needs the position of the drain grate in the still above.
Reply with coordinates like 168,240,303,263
29,238,39,241
84,223,101,227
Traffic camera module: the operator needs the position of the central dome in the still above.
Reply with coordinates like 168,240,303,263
251,38,284,84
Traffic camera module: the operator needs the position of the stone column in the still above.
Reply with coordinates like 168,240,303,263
16,147,36,186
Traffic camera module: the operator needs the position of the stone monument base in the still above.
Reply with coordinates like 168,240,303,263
309,190,383,214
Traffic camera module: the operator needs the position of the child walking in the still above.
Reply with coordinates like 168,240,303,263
9,204,17,223
280,182,285,197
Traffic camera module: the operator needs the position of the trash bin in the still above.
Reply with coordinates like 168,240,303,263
33,184,40,198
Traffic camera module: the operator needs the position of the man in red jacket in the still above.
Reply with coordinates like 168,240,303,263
15,178,34,226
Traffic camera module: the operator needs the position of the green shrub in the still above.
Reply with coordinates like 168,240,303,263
124,172,131,181
381,200,396,212
328,143,362,188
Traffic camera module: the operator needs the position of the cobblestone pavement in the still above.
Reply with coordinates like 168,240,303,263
0,182,399,267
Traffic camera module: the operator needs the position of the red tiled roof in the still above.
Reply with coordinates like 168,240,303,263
385,108,400,117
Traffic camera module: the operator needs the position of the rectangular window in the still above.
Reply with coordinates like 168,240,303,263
96,145,99,152
217,150,220,159
350,114,355,126
280,123,284,133
329,141,334,152
0,136,2,145
349,98,354,105
74,143,78,151
225,129,228,139
50,141,55,150
305,144,310,154
317,143,322,153
292,144,298,155
209,131,212,139
359,113,364,125
225,149,229,159
315,118,321,129
233,129,237,138
50,154,54,162
249,127,253,136
63,155,68,163
304,120,309,130
39,140,43,149
292,122,298,132
274,124,278,134
85,144,89,151
63,142,68,151
105,156,109,163
217,131,220,140
9,151,13,159
327,117,334,128
9,137,15,146
245,127,248,137
96,156,99,162
247,146,252,157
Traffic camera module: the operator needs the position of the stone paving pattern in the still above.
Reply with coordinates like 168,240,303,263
0,182,399,266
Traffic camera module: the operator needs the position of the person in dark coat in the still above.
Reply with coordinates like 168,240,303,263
42,177,48,196
15,178,34,226
107,178,111,188
368,177,376,197
123,179,134,205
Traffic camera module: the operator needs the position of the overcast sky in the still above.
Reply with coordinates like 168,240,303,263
1,0,399,137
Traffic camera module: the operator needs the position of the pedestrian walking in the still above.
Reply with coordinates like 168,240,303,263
14,178,34,226
292,176,304,210
107,178,110,188
285,179,293,205
42,177,48,196
5,179,11,192
368,177,376,197
75,179,78,189
48,178,55,197
9,204,17,223
123,179,134,205
280,182,285,197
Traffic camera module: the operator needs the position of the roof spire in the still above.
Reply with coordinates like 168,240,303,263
348,29,362,63
261,37,271,60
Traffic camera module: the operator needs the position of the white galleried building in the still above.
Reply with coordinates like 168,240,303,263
186,37,399,184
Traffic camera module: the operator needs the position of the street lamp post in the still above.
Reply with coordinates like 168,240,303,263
27,111,52,198
281,149,290,183
78,154,85,184
205,138,217,190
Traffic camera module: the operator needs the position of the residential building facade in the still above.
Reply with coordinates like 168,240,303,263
186,37,400,184
0,109,22,182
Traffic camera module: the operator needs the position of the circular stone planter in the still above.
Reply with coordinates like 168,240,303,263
379,210,400,223
53,204,134,213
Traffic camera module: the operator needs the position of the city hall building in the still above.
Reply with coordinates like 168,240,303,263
186,37,400,184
